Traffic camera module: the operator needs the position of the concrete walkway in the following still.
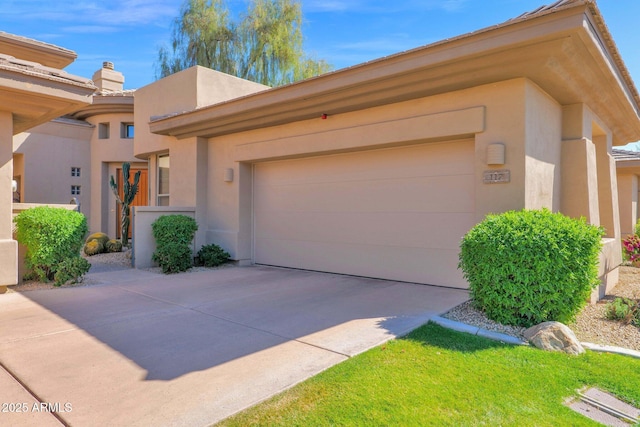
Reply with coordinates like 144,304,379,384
0,265,468,426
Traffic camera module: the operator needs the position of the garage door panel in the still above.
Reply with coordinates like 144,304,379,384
255,174,474,214
255,211,475,250
255,141,475,186
254,239,467,288
254,139,474,287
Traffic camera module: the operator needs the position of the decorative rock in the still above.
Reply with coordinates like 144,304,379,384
523,321,585,355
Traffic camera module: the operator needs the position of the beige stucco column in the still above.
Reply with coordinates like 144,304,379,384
594,135,621,239
617,173,638,237
560,137,600,225
0,111,17,286
169,136,208,249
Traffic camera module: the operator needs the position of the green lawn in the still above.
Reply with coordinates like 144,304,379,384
217,323,640,426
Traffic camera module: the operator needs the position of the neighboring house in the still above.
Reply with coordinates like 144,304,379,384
1,32,95,286
614,148,640,236
12,62,147,241
131,0,640,300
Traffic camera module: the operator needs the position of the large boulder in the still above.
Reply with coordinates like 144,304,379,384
523,321,585,355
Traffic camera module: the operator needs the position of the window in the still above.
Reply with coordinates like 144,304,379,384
121,122,134,139
157,154,170,206
98,122,110,139
71,185,81,195
71,167,81,177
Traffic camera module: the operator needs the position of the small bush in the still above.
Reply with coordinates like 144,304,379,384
84,240,104,256
14,206,88,282
151,215,198,274
458,208,603,327
605,297,639,326
196,244,230,267
152,242,193,274
86,232,110,246
54,257,91,287
105,239,123,253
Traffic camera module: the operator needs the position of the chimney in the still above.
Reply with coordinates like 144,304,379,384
92,61,124,92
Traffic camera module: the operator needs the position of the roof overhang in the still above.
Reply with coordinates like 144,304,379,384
0,62,96,134
71,93,135,120
150,0,640,145
0,32,77,69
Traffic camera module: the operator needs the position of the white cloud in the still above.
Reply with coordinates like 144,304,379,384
305,0,469,14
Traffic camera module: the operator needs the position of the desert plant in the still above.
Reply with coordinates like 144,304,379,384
14,206,88,282
109,162,141,247
196,244,230,267
458,208,603,327
105,239,123,253
54,257,91,287
605,297,640,326
151,215,198,274
84,240,105,256
85,232,110,246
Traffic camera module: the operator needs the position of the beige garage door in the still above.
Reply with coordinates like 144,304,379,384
253,139,475,288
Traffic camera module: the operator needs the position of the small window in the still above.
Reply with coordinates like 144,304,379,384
99,122,110,139
71,185,81,195
71,167,81,177
158,154,170,206
121,123,134,139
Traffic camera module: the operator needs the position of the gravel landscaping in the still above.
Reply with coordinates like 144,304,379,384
443,265,640,351
7,253,640,351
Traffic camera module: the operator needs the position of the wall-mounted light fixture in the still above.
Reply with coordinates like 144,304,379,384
224,168,234,183
487,143,506,165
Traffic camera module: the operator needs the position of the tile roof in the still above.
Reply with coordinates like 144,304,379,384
612,149,640,161
0,31,75,57
0,53,94,88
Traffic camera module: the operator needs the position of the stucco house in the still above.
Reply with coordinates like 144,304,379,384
1,32,95,286
13,62,146,242
128,0,640,300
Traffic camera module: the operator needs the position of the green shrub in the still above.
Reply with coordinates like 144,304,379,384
54,257,91,287
605,297,639,326
196,244,230,267
105,239,123,253
458,208,603,327
84,240,104,256
151,215,198,274
14,206,88,282
85,232,109,246
152,242,193,274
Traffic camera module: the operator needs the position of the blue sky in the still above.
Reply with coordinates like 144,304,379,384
1,0,637,92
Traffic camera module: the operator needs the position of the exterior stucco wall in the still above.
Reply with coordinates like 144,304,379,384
1,111,17,286
13,119,92,222
617,173,638,237
524,81,563,211
134,66,268,160
197,78,531,262
84,112,142,236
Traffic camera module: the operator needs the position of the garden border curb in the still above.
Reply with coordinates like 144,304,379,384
430,316,528,346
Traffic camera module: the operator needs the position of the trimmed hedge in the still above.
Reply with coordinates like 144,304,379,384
14,206,88,282
458,208,603,327
151,215,198,274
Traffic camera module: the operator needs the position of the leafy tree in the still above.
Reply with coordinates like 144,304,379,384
157,0,331,86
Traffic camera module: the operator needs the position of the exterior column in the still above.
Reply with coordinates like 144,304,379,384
560,137,600,225
617,173,638,237
594,135,621,239
0,111,17,286
169,137,208,250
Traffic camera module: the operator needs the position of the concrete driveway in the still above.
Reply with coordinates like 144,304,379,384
0,265,468,426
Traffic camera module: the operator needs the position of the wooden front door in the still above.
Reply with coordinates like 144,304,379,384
116,168,148,239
